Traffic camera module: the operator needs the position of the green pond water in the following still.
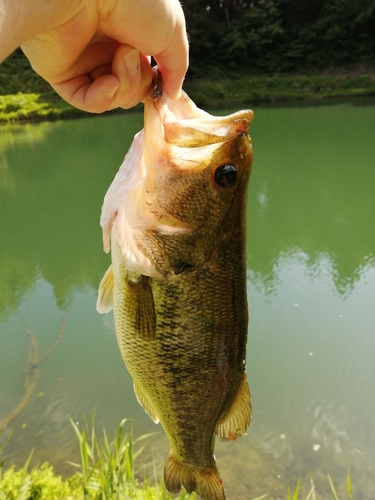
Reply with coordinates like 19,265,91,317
0,98,374,499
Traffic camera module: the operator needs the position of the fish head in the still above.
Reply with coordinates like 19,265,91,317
100,79,253,279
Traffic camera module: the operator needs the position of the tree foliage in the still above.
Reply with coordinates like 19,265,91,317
1,1,375,95
183,0,375,75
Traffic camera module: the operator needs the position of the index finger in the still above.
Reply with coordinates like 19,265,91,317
154,10,189,100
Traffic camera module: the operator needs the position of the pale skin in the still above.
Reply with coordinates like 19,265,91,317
0,0,188,113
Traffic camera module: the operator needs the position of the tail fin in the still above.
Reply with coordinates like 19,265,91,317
164,449,226,500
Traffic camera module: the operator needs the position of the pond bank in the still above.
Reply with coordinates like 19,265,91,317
1,71,375,123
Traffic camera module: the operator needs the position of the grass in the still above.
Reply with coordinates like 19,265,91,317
0,419,195,500
1,71,374,124
0,93,86,123
183,72,375,108
67,415,181,500
0,420,356,500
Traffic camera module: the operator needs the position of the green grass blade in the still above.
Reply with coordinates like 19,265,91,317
69,416,99,494
17,476,32,500
0,429,13,468
327,474,339,500
66,460,80,468
292,478,301,500
287,485,291,500
133,431,159,444
133,444,147,462
22,447,34,475
346,470,352,500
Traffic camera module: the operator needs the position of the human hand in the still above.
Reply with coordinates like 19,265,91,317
20,0,188,113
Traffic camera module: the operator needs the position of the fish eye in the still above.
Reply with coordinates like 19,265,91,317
214,164,237,189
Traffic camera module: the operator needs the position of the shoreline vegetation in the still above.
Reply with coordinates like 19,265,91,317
0,420,352,500
1,71,375,124
2,0,375,124
1,51,375,123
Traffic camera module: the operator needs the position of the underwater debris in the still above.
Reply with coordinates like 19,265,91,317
0,317,66,431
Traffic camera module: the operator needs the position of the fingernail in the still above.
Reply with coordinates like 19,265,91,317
107,85,119,99
123,49,140,74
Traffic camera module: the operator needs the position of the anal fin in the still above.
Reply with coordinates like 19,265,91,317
215,373,252,442
133,382,159,424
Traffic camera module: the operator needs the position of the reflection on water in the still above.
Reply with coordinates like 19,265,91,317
0,122,59,194
0,100,375,498
246,99,375,298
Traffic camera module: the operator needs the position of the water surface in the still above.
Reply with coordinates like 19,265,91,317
0,99,374,498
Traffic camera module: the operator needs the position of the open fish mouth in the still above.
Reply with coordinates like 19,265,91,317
145,67,253,149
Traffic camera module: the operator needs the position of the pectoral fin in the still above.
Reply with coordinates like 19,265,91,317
133,382,159,424
215,373,252,442
97,265,114,313
127,274,156,340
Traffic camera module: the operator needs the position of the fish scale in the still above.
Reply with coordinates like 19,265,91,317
97,70,254,500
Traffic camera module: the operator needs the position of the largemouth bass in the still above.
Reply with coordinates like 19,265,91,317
97,71,254,500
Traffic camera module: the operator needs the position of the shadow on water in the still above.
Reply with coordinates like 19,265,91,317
0,100,375,498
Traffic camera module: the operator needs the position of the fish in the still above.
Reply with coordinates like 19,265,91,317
97,69,254,500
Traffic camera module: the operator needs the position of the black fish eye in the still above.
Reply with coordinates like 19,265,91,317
214,164,237,189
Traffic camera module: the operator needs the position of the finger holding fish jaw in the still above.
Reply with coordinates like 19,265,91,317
97,44,185,112
107,45,154,110
49,43,154,114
